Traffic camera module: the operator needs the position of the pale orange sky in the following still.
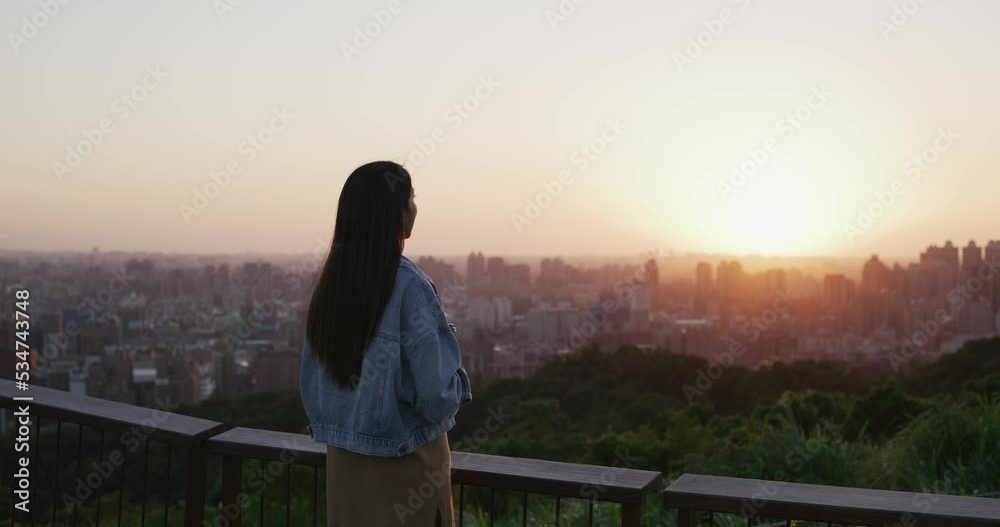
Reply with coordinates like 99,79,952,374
2,0,998,259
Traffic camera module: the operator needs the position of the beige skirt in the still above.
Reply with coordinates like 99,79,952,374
326,432,455,527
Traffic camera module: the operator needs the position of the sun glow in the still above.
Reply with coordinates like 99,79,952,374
711,166,834,256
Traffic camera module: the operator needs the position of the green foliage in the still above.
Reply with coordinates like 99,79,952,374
21,336,983,526
175,390,308,433
447,337,1000,502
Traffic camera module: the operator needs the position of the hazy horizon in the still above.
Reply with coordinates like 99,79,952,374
3,0,998,257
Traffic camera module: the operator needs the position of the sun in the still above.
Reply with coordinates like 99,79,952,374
713,166,832,256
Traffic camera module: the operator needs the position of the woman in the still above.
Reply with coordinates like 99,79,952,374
300,161,472,526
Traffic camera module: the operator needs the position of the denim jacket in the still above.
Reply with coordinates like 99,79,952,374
300,255,472,457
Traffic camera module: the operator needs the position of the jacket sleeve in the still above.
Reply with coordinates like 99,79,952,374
400,277,472,424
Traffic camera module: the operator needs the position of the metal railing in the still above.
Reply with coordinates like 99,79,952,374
0,380,225,526
4,382,999,526
0,381,662,526
662,474,1000,527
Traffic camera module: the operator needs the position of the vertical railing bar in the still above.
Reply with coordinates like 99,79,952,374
555,495,560,525
710,510,714,526
458,485,464,527
140,437,150,527
677,508,695,527
312,466,318,527
95,428,105,526
117,435,127,527
285,464,291,527
259,465,265,527
50,419,62,527
522,492,528,526
221,455,243,527
621,502,641,527
183,443,209,526
72,423,84,526
163,444,172,527
489,487,495,527
588,498,594,526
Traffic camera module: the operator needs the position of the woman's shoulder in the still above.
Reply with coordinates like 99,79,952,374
398,255,431,281
397,256,438,303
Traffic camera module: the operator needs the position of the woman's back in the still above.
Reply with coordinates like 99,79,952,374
299,161,470,526
300,255,471,457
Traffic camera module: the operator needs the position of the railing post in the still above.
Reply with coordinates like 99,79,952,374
621,501,641,527
184,443,209,526
677,507,696,527
221,455,243,527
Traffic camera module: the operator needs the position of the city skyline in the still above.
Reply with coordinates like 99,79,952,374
3,238,999,269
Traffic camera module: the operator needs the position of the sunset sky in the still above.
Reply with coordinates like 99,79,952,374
3,0,998,258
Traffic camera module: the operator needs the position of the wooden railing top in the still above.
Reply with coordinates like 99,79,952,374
207,426,324,463
663,473,1000,527
0,380,226,447
208,427,663,504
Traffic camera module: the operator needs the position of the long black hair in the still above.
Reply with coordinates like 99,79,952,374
307,161,412,387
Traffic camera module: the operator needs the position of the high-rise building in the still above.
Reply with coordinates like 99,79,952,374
643,258,659,307
506,264,532,289
986,241,1000,313
487,256,506,287
823,274,854,306
695,262,713,294
861,255,890,294
539,257,570,289
417,256,459,288
527,302,580,344
466,296,513,331
717,260,743,297
467,252,486,285
962,240,983,273
765,268,788,295
255,349,301,392
629,286,652,331
920,241,960,296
